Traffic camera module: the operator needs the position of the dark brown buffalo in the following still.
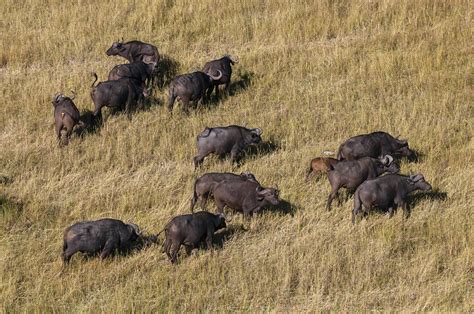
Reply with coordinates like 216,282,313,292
158,211,226,264
62,218,142,263
337,131,416,161
194,125,262,168
326,155,399,210
190,172,259,211
212,180,280,216
52,92,80,146
106,40,159,67
167,70,223,114
352,173,432,223
305,157,340,181
202,55,238,97
90,73,149,121
108,61,155,87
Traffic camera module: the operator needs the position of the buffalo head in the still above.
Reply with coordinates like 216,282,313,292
224,55,239,65
249,128,263,145
127,223,141,240
409,174,432,191
378,155,399,174
256,186,280,205
106,41,126,56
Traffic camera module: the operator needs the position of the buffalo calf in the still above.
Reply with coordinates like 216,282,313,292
306,157,339,181
52,92,80,146
159,211,226,264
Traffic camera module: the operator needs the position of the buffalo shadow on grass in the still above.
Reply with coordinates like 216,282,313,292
240,139,280,163
74,109,101,136
267,199,298,217
211,224,247,249
203,70,254,109
408,189,447,207
154,54,180,89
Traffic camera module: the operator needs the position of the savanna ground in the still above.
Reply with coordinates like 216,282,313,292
0,0,473,311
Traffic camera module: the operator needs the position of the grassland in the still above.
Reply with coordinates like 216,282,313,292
0,0,473,311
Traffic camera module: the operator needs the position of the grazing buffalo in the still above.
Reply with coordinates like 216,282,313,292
337,131,416,161
202,55,238,97
191,172,259,211
212,180,280,216
106,40,159,67
194,125,262,168
306,157,339,181
90,73,149,121
62,218,141,263
352,173,432,223
52,92,80,146
326,155,399,210
159,211,226,264
167,70,223,114
108,61,155,87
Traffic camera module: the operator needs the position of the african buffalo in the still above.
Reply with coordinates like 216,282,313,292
158,211,226,264
62,218,142,263
202,55,238,97
191,172,259,211
106,40,159,67
212,180,280,216
90,73,149,121
52,92,80,146
326,155,399,210
194,125,262,168
352,173,432,223
337,131,416,161
108,61,155,87
306,157,339,181
167,70,223,114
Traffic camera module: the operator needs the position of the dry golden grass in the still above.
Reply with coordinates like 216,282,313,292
1,0,473,311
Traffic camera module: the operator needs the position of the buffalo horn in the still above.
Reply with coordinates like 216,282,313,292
209,69,223,81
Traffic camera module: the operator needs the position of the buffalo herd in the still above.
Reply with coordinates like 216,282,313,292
52,40,434,264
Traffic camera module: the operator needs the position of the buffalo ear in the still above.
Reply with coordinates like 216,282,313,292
256,195,264,202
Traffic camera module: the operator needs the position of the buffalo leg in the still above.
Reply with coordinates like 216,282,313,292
200,195,208,210
55,123,63,143
205,229,214,250
388,207,395,218
326,188,339,211
170,242,181,264
352,195,363,224
215,202,225,214
100,240,117,259
181,97,190,114
225,82,230,95
230,147,242,165
167,94,176,113
194,152,211,169
163,238,172,257
401,201,410,219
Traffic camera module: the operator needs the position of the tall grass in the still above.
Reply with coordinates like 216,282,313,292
1,0,472,311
